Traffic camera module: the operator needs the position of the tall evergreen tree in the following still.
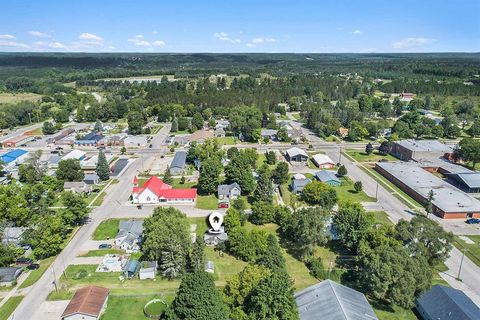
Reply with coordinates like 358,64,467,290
96,149,110,181
253,169,273,203
163,165,174,185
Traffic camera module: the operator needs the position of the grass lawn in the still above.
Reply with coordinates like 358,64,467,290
370,211,393,226
93,219,120,240
216,136,237,145
196,195,218,210
102,294,175,320
18,256,56,289
307,159,318,169
0,296,24,320
454,235,480,268
91,191,107,206
205,247,247,285
79,249,124,257
170,130,189,135
0,92,41,104
336,178,376,203
372,302,418,320
189,217,209,236
345,150,398,163
47,289,75,301
170,178,197,189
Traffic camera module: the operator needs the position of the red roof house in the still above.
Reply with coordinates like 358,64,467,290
132,176,196,204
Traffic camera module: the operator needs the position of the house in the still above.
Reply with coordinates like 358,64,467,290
190,129,214,144
2,227,25,246
292,173,306,180
315,171,341,187
132,176,197,204
171,134,191,146
295,280,378,320
47,128,75,144
61,286,109,320
215,119,230,130
0,267,23,286
312,154,336,169
63,181,92,194
0,149,29,169
261,129,278,140
48,155,62,168
445,172,480,193
169,151,187,175
123,260,139,279
416,285,480,320
217,183,241,200
108,135,125,146
400,92,415,102
83,173,100,185
214,127,225,138
285,147,308,162
75,131,104,147
80,154,114,170
61,149,87,161
124,136,147,148
139,261,157,280
1,135,33,148
390,139,453,161
290,178,311,195
205,261,214,273
115,219,144,252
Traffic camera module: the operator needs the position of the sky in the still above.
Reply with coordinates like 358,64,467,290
0,0,479,53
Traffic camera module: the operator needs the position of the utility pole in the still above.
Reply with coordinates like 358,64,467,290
375,182,379,200
28,113,32,124
51,266,58,292
457,248,467,281
61,255,68,280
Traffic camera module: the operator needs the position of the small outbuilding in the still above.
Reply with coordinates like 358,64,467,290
312,154,336,169
416,285,480,320
83,173,100,185
63,181,92,194
123,260,139,279
290,178,311,195
285,147,308,162
315,171,341,187
61,286,109,320
139,261,157,280
205,261,215,273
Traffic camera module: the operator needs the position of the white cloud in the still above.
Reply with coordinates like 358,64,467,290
0,34,16,39
49,42,66,49
79,33,103,41
152,40,165,47
251,37,276,44
246,43,255,48
213,32,241,44
128,35,166,47
351,29,362,35
392,37,436,49
0,41,29,48
28,30,51,38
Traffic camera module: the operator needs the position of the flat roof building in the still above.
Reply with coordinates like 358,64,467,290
62,149,87,161
376,162,480,219
390,139,453,161
1,135,33,148
0,149,28,168
445,172,480,193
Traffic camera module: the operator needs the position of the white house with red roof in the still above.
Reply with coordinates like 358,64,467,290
132,176,197,204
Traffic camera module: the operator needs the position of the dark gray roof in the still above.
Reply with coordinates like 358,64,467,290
416,285,480,320
116,220,143,239
295,280,378,320
217,182,241,195
0,267,22,282
170,151,187,169
448,172,480,189
315,171,340,183
84,173,100,181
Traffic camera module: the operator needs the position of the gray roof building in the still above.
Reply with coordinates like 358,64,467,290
0,267,23,284
63,181,92,194
286,147,308,162
291,178,311,195
218,182,241,197
2,227,25,245
83,173,100,185
416,285,480,320
446,172,480,193
169,151,187,175
391,139,453,161
315,171,341,184
295,280,378,320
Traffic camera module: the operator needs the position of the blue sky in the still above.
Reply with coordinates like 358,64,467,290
0,0,479,53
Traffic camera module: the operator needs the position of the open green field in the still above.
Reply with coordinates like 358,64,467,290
216,136,237,145
454,235,480,268
345,150,398,163
19,256,56,289
102,294,174,320
0,92,42,104
0,296,24,320
336,178,376,203
196,194,218,210
92,219,120,240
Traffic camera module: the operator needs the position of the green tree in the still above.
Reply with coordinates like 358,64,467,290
96,149,110,181
142,207,191,279
188,240,205,272
198,158,222,195
120,146,126,154
25,215,68,258
57,159,84,182
192,113,204,130
94,119,103,132
250,201,276,225
227,227,269,262
224,208,243,231
256,234,286,272
245,271,299,320
272,162,289,185
458,138,480,169
252,170,273,203
127,110,144,135
265,151,276,165
337,165,347,177
225,154,256,194
163,165,174,185
365,143,374,155
354,181,363,193
60,191,89,226
42,121,56,135
302,181,338,210
172,271,228,320
171,117,179,132
333,201,374,253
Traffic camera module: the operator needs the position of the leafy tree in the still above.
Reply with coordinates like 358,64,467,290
60,191,89,226
198,158,222,195
425,190,434,217
337,165,347,177
256,234,286,271
252,170,273,203
225,153,256,194
127,110,144,135
245,271,299,320
94,119,103,132
18,150,45,183
224,208,243,231
265,151,276,165
192,113,204,130
163,165,174,185
25,215,68,258
188,240,205,272
365,143,374,155
96,149,110,180
42,121,56,135
232,198,247,213
272,162,289,185
458,138,480,169
395,216,454,266
0,244,17,267
224,264,271,320
76,104,86,122
281,207,330,259
172,271,228,320
120,146,126,154
250,201,276,225
171,117,179,132
354,181,363,193
227,147,239,160
227,227,268,262
467,119,480,137
334,201,374,253
142,207,191,279
0,185,31,225
378,141,391,155
277,127,290,142
57,159,84,182
302,181,338,210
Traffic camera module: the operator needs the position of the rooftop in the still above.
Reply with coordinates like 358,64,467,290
312,153,335,165
395,139,453,153
315,170,340,183
286,147,308,158
295,280,378,320
61,286,109,318
61,149,86,161
0,149,28,164
171,150,187,169
377,162,480,213
447,172,480,189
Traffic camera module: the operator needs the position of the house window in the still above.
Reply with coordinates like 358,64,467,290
147,196,151,201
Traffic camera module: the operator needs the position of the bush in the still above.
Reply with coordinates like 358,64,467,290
305,257,342,282
250,201,276,225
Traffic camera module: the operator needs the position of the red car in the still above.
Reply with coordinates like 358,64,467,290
218,202,229,209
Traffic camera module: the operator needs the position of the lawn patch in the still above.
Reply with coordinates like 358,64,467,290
79,249,124,257
345,150,397,163
93,219,120,240
370,211,393,226
454,235,480,268
336,177,376,203
196,195,218,210
102,294,175,320
0,296,24,320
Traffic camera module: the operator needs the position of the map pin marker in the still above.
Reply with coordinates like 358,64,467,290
208,212,223,232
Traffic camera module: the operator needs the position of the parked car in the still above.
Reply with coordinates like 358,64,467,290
27,263,40,270
218,202,229,209
98,244,113,249
16,258,33,265
466,218,480,224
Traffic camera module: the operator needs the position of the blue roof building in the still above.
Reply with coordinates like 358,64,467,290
123,260,139,279
75,131,104,146
315,171,341,187
0,149,28,165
